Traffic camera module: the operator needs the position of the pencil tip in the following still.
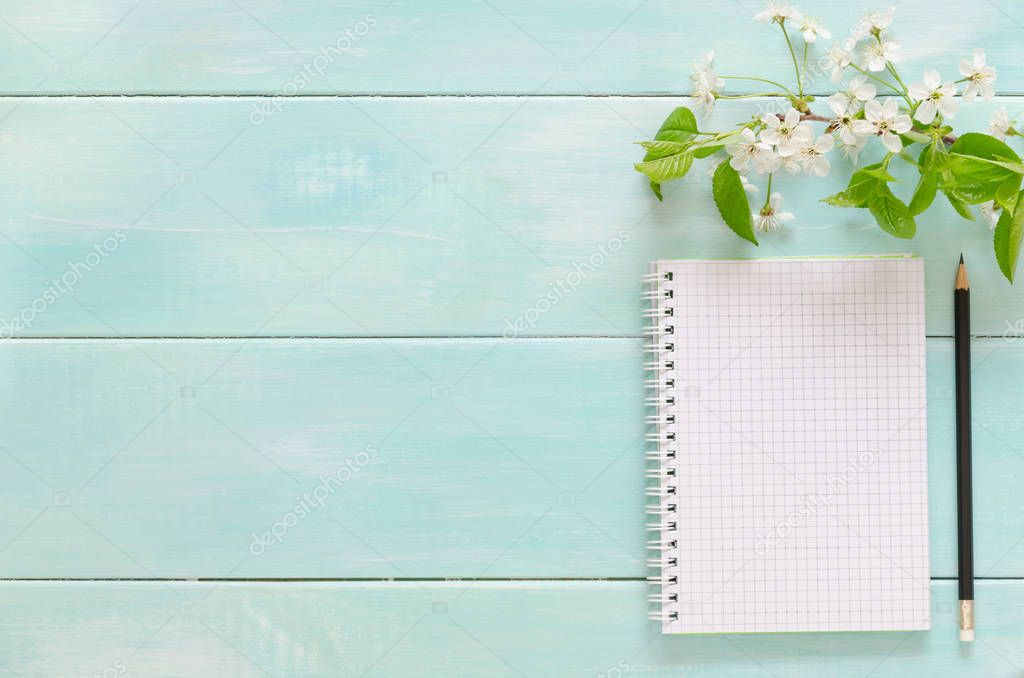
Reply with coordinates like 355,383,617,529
956,255,970,290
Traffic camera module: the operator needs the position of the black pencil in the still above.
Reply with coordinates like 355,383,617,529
954,254,974,642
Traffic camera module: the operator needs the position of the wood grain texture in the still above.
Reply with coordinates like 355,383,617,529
0,1,1021,95
1,97,1023,337
0,580,1021,677
0,337,1020,579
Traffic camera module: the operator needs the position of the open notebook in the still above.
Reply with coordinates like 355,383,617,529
644,257,930,634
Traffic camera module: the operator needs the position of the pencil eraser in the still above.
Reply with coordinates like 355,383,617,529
960,629,974,642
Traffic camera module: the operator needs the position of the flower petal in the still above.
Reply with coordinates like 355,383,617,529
863,99,883,122
881,132,902,153
914,100,937,124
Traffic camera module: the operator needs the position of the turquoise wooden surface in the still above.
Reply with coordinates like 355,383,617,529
1,97,1023,337
0,1,1021,95
0,581,1022,677
2,2,1023,676
0,338,1022,580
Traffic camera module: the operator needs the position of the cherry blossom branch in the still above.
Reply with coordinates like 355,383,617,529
793,112,958,145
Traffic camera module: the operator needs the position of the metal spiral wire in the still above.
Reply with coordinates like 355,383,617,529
642,267,678,626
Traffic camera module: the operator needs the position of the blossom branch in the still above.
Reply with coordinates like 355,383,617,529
641,1,1023,281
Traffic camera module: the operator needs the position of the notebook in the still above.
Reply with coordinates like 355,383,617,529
644,257,930,634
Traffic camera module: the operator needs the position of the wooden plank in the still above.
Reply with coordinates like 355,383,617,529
0,337,1021,579
1,96,1023,337
0,580,1021,677
0,1,1022,95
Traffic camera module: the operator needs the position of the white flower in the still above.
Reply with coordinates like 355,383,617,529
980,201,1002,229
726,128,777,173
837,136,869,164
691,52,725,117
862,98,912,153
827,46,853,83
862,39,901,71
753,192,795,232
856,7,895,38
988,107,1014,140
798,16,831,42
754,1,801,24
796,134,834,176
828,96,865,145
692,50,718,81
830,75,877,113
781,156,803,174
907,69,958,124
740,174,759,193
959,49,996,102
692,80,717,116
760,108,813,157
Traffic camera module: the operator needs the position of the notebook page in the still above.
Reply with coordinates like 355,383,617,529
658,257,929,634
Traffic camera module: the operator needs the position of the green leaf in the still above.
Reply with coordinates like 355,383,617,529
951,155,1024,175
652,107,700,144
950,132,1022,164
944,190,975,221
901,130,931,145
996,175,1022,215
867,185,916,238
945,133,1024,204
945,156,1016,204
861,165,897,182
908,143,940,216
649,180,663,201
638,139,692,160
693,143,724,159
994,190,1024,282
822,164,885,208
637,107,701,170
920,142,942,172
909,170,938,216
712,162,757,245
634,152,693,183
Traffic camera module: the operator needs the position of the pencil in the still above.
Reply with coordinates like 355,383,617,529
954,254,974,642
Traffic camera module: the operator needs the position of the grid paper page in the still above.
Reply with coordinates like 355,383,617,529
658,257,929,634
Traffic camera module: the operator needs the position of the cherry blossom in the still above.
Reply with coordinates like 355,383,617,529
726,128,777,173
753,193,795,232
960,49,996,102
828,97,865,145
753,2,801,24
861,99,912,153
760,108,814,157
829,75,876,113
988,108,1014,141
798,16,831,42
907,70,958,124
862,38,901,72
796,134,834,176
827,46,853,83
691,51,725,117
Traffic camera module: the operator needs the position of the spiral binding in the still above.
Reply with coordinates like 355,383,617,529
643,265,678,627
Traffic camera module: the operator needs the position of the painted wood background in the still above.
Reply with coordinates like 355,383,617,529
0,1,1022,676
